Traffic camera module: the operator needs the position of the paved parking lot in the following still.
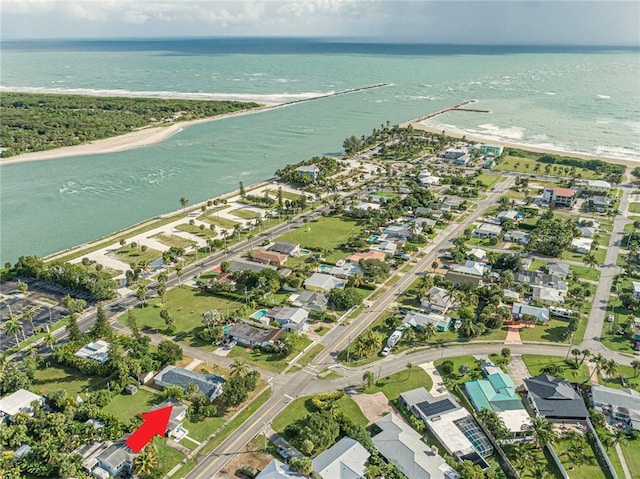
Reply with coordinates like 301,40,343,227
0,277,95,352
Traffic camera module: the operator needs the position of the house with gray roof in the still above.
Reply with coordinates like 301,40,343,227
265,306,309,332
544,263,572,279
373,413,459,479
312,437,370,479
591,384,640,430
514,271,567,292
151,398,189,438
503,231,530,245
154,366,225,401
472,223,502,239
453,260,489,277
257,459,302,479
268,241,301,256
229,258,277,273
531,285,564,306
420,286,454,314
523,375,589,420
290,290,328,312
304,273,345,293
296,164,320,180
444,271,484,288
403,310,452,332
96,436,135,477
0,389,45,421
512,302,550,323
225,323,284,348
74,340,110,364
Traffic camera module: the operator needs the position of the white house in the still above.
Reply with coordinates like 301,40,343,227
75,340,110,364
420,286,454,314
312,437,370,479
0,389,45,421
581,179,611,195
472,223,502,239
571,237,593,254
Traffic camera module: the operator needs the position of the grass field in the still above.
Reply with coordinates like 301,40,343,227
528,258,548,271
562,248,607,265
102,388,162,422
364,367,433,400
502,444,564,479
175,223,216,239
570,264,601,282
228,336,312,373
112,245,162,264
476,173,504,188
552,437,603,479
276,216,365,262
155,441,187,477
229,208,263,220
620,439,640,479
32,365,108,397
150,232,197,249
271,394,368,438
629,203,640,214
521,355,590,383
134,286,244,336
494,154,600,180
518,318,576,343
199,212,240,230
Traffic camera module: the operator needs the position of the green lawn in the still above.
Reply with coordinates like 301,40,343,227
228,336,312,373
102,388,162,422
182,415,226,443
629,203,640,214
620,438,640,479
229,208,263,220
174,223,216,239
276,216,365,260
562,248,607,265
570,264,601,282
272,394,368,438
521,355,590,383
135,286,244,337
518,318,575,343
364,367,433,401
528,258,548,271
150,232,196,249
31,365,108,398
113,245,162,264
297,344,325,367
502,444,564,479
199,212,240,230
476,174,504,188
494,154,600,179
154,441,187,478
552,437,604,479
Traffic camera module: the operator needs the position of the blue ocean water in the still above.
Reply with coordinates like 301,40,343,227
1,39,639,263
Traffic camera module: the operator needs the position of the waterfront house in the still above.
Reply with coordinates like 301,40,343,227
290,290,328,312
403,311,452,332
312,436,370,479
265,306,309,332
372,413,459,479
295,164,320,180
443,148,468,159
251,250,288,266
304,272,345,293
225,323,284,348
464,372,531,435
512,302,549,323
542,187,576,208
74,340,110,364
591,384,640,431
154,366,225,401
268,241,301,257
522,375,589,420
0,389,45,421
398,388,492,469
420,286,454,314
580,179,611,195
469,144,504,157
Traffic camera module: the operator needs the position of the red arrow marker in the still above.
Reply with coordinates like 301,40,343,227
126,405,173,453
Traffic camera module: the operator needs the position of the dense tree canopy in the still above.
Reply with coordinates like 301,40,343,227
1,92,260,157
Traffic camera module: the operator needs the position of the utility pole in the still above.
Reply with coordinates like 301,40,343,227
347,335,351,363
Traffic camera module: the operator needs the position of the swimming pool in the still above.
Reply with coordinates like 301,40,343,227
250,309,268,320
368,235,379,242
318,264,332,272
299,249,311,255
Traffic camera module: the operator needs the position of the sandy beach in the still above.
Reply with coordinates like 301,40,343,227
0,102,282,166
405,120,639,170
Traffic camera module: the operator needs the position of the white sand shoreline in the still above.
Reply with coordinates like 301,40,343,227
0,102,282,166
405,120,640,170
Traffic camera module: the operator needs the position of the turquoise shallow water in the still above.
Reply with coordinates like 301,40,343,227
1,40,639,263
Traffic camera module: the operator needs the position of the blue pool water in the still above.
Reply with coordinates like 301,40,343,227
368,235,379,242
299,249,311,255
318,265,332,272
250,309,268,320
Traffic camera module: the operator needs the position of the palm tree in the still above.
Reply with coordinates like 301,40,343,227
584,253,598,270
347,272,365,288
631,359,640,378
230,360,249,377
22,308,35,334
42,333,56,349
578,348,591,366
610,429,629,448
363,371,375,388
587,353,606,382
571,348,581,368
602,358,619,382
136,284,148,307
133,440,159,476
175,265,183,285
421,323,437,341
4,319,23,346
179,197,189,214
406,362,414,380
524,416,556,449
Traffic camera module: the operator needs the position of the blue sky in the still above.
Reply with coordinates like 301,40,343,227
1,1,639,45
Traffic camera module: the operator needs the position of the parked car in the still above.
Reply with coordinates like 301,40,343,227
607,315,614,322
238,466,260,479
276,446,292,462
381,345,392,357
